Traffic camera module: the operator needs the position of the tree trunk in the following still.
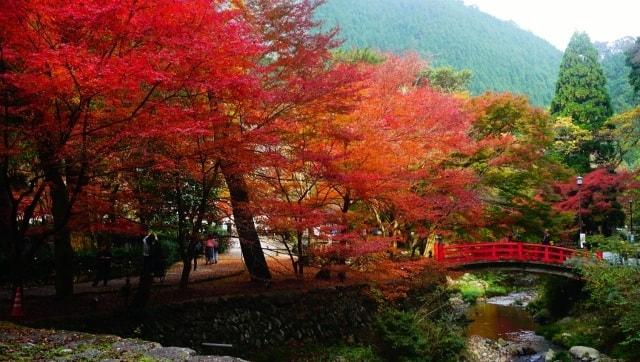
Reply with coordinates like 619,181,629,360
175,181,193,289
47,166,74,298
0,175,14,280
180,237,197,289
296,230,304,277
7,232,24,291
180,179,212,288
221,163,271,281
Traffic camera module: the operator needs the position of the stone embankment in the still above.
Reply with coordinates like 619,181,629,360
26,285,378,358
0,322,246,361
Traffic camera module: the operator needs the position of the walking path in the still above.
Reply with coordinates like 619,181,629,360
1,255,247,300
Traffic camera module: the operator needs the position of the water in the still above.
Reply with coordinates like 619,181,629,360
466,292,554,362
466,302,539,341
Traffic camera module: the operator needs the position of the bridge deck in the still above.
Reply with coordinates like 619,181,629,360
435,242,602,269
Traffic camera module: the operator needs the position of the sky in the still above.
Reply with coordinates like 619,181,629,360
462,0,639,50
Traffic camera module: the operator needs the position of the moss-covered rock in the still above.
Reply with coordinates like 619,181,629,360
0,322,246,361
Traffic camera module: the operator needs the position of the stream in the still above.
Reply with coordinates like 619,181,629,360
466,291,556,362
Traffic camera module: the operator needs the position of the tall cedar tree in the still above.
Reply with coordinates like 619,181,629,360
627,37,640,97
550,32,613,173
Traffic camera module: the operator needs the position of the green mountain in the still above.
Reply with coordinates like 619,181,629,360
316,0,562,105
596,37,639,113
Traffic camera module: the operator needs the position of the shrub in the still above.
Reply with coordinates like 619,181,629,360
373,308,465,362
536,276,585,319
580,263,640,357
374,309,427,361
0,234,181,287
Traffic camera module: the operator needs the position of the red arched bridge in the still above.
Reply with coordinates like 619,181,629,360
434,242,603,278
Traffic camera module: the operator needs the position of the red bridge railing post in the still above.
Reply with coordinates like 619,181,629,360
518,242,523,260
435,242,599,270
543,245,550,263
435,242,445,262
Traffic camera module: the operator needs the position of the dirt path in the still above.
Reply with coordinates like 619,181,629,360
1,255,437,322
0,255,247,299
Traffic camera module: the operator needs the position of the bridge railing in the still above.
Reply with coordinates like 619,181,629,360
434,241,603,266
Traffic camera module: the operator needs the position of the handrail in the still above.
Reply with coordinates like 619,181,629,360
434,241,602,267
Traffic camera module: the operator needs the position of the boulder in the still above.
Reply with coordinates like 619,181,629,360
544,349,555,362
147,346,196,361
112,339,162,354
188,357,248,362
569,346,600,361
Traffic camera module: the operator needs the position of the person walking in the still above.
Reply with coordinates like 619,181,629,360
152,239,167,283
92,245,112,287
134,230,157,308
212,236,219,264
192,238,203,271
205,236,215,265
542,229,551,246
142,231,157,276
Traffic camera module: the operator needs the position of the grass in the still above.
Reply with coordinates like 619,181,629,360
250,344,383,362
449,272,511,303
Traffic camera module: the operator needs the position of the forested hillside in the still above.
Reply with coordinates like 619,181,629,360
316,0,562,105
596,37,639,112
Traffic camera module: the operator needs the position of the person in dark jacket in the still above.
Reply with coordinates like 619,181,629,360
152,239,167,282
192,238,203,271
542,229,551,245
92,246,112,287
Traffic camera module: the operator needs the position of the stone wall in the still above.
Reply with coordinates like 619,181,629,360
29,285,379,358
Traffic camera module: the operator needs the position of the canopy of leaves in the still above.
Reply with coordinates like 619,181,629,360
464,93,571,241
417,66,472,94
554,168,633,237
607,106,640,170
551,117,593,160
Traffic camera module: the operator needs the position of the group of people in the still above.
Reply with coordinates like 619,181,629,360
143,231,167,281
91,231,168,287
191,235,220,271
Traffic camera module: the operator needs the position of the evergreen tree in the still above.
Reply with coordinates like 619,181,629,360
551,32,613,130
550,32,613,172
627,37,640,97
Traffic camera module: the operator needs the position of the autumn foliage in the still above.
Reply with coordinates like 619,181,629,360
554,168,636,237
1,0,634,296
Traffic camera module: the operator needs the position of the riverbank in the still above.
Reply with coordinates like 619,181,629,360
529,264,640,360
465,289,554,362
0,321,245,361
460,274,620,362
